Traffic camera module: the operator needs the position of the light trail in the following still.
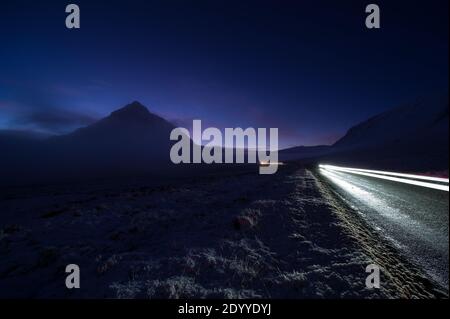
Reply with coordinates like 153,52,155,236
259,161,284,166
319,164,449,192
318,164,449,288
320,165,449,183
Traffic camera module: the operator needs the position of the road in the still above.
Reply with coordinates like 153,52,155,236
319,166,449,290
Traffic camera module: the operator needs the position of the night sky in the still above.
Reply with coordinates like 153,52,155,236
0,0,448,148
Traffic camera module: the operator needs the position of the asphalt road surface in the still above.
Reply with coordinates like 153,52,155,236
319,168,449,290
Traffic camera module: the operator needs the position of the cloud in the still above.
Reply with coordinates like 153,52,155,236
0,83,99,134
12,108,97,134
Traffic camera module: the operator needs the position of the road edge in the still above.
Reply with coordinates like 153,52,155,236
310,168,448,299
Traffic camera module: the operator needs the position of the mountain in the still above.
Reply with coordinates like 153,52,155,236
281,95,449,172
49,101,175,162
64,101,175,141
0,102,180,185
42,101,177,176
334,96,449,149
326,95,449,171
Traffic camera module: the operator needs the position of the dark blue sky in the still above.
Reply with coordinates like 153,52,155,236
0,0,448,148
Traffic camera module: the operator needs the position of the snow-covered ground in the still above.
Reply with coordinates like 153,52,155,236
0,166,441,298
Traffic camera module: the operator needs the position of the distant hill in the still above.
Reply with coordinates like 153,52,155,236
334,96,449,150
281,95,449,172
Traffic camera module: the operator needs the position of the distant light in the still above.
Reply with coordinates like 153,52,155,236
259,161,284,166
319,164,449,192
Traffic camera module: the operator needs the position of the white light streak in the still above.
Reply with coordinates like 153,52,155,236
319,164,449,192
320,165,449,183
